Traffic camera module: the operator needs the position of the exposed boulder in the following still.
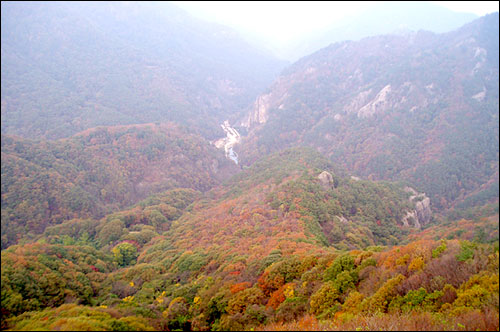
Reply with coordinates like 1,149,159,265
318,171,334,189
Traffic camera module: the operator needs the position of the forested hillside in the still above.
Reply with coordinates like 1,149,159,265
2,148,498,330
1,3,498,331
1,123,238,248
1,144,498,331
238,13,499,212
1,1,286,140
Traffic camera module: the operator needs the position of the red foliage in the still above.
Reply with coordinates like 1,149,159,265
267,286,286,309
258,271,285,296
230,282,251,294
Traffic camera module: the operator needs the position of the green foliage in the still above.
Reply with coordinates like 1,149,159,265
453,272,499,309
332,270,357,294
1,126,233,248
362,274,406,313
456,240,477,262
98,219,126,247
112,242,138,267
4,304,155,331
309,282,341,317
394,287,444,313
324,254,355,282
2,238,499,330
432,240,447,258
1,243,113,319
323,253,359,294
174,251,208,273
260,155,412,249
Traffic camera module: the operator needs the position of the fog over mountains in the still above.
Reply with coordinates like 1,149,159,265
1,2,499,331
176,1,480,61
276,1,479,61
1,1,286,140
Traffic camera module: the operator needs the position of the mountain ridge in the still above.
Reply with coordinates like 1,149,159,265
237,13,499,213
1,1,287,140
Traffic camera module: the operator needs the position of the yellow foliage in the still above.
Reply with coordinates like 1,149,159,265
408,256,425,272
453,272,499,309
396,254,410,266
343,291,364,314
364,274,405,313
310,282,340,316
155,291,167,304
283,283,295,299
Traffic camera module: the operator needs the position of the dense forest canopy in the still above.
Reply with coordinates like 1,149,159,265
1,2,498,331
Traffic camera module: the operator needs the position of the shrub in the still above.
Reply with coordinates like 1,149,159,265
309,282,341,317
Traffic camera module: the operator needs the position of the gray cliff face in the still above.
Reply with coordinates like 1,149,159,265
241,93,272,128
402,187,432,228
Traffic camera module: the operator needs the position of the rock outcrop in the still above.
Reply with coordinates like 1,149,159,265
318,171,334,189
241,93,271,128
401,187,432,228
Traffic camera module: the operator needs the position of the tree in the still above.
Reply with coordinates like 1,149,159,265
309,282,341,317
112,242,138,267
324,254,355,282
97,219,126,247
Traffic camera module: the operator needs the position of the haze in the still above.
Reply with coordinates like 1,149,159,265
173,1,499,60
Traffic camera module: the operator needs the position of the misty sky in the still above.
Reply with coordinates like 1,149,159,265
173,1,499,45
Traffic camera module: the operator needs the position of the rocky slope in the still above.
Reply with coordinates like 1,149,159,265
237,13,499,212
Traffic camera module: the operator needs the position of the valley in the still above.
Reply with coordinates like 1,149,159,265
1,2,498,331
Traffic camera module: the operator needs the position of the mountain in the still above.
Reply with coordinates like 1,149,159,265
1,123,238,248
1,1,287,140
2,148,498,330
163,148,426,256
278,1,478,61
1,5,499,332
237,13,499,213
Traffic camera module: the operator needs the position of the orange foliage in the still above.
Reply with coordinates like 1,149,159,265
230,282,251,294
267,286,286,309
378,240,435,270
258,271,286,296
